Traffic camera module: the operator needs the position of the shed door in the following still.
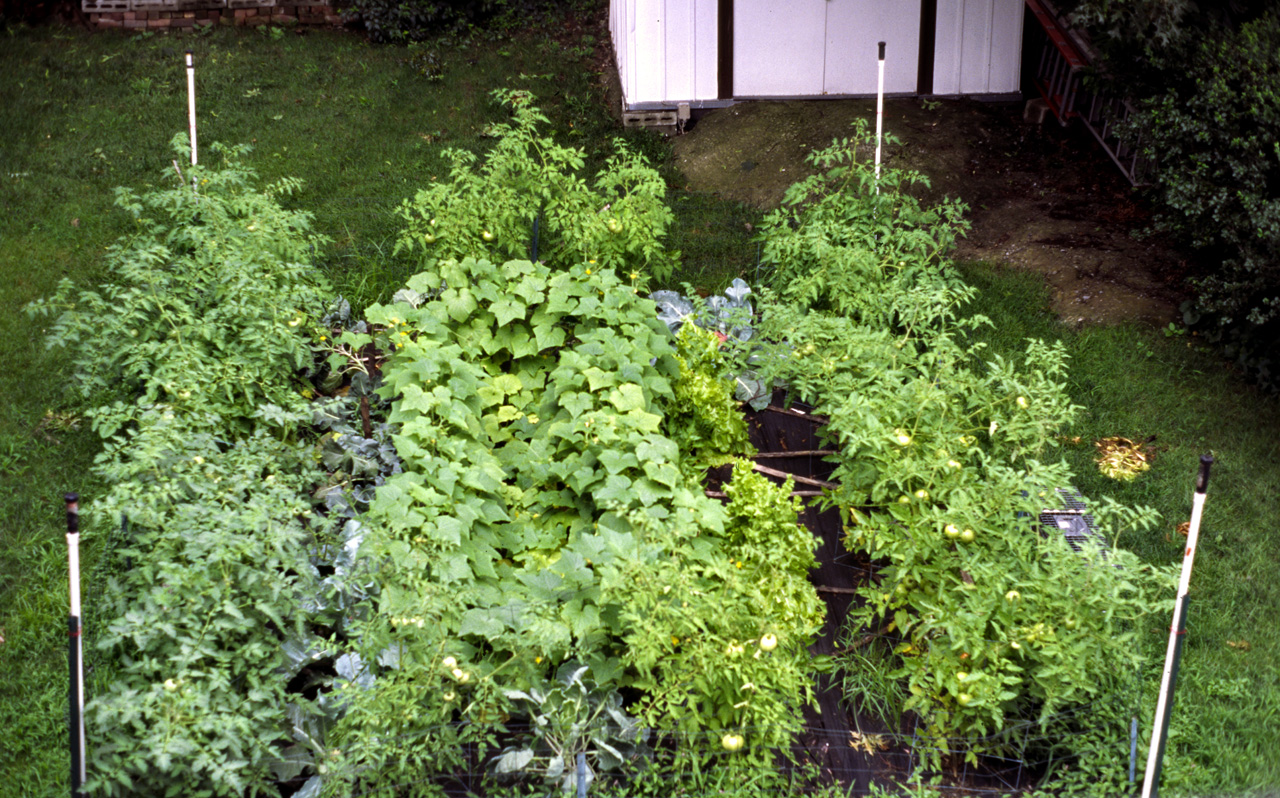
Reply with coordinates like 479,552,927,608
824,0,921,94
733,0,921,97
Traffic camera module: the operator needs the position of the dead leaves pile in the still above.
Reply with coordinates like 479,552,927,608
1095,435,1156,481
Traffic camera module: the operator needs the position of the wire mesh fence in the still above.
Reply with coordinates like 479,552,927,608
301,701,1150,798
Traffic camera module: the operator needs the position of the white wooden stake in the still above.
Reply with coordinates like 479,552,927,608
1142,455,1214,798
186,50,198,170
875,41,885,193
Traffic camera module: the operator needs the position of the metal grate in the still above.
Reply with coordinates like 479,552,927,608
1038,487,1112,559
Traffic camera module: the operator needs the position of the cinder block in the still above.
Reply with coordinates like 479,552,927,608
622,106,678,128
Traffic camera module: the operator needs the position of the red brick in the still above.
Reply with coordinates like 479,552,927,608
97,16,123,27
148,17,171,27
124,18,146,28
172,17,195,27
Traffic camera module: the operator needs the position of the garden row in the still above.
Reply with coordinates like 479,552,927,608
29,92,1174,796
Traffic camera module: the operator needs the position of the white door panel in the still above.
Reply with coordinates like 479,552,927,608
824,0,921,94
734,0,827,96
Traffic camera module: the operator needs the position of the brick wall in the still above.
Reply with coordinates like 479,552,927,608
83,0,341,30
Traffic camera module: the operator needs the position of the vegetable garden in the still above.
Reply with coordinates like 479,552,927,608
17,78,1184,797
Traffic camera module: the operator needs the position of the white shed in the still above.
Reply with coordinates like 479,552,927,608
609,0,1026,113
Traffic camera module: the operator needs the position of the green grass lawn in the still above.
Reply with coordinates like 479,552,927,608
1,11,1276,798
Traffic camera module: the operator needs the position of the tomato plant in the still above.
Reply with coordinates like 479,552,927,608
394,90,678,284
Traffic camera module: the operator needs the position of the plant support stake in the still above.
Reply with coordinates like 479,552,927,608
1141,454,1214,798
874,41,885,192
186,50,198,170
65,493,86,798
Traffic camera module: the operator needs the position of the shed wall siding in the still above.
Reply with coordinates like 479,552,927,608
934,0,1024,94
611,0,719,106
612,0,1024,108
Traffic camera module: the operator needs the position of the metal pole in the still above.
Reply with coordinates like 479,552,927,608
1130,716,1138,783
874,41,885,193
186,50,198,169
1141,455,1214,798
65,493,86,798
576,752,587,798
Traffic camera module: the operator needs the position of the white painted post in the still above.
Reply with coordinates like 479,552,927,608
65,493,86,798
875,41,885,193
186,50,198,170
1142,455,1214,798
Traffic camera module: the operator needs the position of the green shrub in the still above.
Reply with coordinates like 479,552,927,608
336,0,503,43
1130,11,1280,386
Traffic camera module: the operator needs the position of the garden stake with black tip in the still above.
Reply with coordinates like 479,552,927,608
66,492,86,798
186,50,198,170
874,41,885,193
1142,454,1214,798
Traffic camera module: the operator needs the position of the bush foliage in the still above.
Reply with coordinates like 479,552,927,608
1130,11,1280,384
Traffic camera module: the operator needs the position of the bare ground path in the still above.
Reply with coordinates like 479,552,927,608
670,97,1189,327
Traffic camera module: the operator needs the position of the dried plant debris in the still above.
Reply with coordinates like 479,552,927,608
848,731,890,754
1095,435,1156,481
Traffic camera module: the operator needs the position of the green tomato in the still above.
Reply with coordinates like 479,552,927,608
1005,590,1021,602
957,693,973,706
944,524,961,539
481,229,494,242
759,633,778,652
721,733,744,752
960,528,975,543
606,218,622,233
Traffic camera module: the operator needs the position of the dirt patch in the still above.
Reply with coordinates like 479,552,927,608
671,98,1189,327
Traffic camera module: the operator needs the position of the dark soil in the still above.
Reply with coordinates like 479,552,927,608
670,97,1190,328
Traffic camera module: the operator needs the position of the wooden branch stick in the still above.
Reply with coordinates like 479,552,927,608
704,489,827,499
752,462,839,490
